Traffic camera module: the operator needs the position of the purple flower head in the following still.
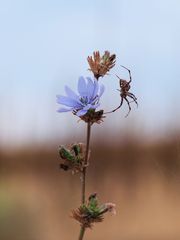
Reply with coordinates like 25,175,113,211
57,76,105,117
57,77,104,117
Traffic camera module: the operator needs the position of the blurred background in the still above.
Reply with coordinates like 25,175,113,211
0,0,180,239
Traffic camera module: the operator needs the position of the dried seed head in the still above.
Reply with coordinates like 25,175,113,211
87,51,116,79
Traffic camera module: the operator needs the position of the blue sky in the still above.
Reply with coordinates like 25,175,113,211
0,0,180,147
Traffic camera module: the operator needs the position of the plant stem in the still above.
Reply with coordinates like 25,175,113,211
82,122,91,204
78,122,91,240
78,226,85,240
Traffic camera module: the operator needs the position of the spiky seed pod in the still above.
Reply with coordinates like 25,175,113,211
72,206,104,229
72,193,116,228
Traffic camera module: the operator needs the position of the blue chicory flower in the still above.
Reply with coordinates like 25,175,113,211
57,76,105,117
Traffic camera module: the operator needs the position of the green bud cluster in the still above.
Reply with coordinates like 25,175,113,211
59,143,85,172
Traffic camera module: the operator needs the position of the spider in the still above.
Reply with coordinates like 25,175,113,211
106,65,138,117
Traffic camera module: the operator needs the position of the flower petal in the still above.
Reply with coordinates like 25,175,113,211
56,95,81,107
65,86,79,101
86,77,94,100
82,104,93,111
76,109,88,116
90,95,99,105
90,103,100,109
78,76,87,97
99,84,105,97
91,78,99,99
57,107,74,112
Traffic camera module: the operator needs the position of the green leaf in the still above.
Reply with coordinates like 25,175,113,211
72,144,81,156
59,146,75,162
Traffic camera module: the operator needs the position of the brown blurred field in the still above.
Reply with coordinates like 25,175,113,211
0,135,180,240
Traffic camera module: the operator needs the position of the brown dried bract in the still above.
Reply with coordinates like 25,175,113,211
87,51,116,79
79,109,105,125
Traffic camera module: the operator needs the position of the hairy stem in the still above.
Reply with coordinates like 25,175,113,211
78,122,91,240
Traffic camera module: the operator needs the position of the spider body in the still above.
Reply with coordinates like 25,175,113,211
119,79,131,92
107,65,138,117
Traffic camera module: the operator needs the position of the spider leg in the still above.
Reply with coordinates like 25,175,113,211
127,93,138,107
115,75,121,81
124,97,131,117
128,92,137,100
104,97,123,114
120,65,132,84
